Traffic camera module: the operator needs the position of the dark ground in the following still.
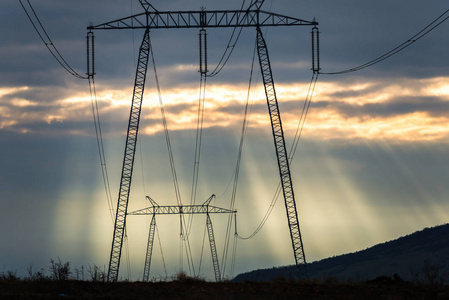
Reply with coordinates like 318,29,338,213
2,279,449,300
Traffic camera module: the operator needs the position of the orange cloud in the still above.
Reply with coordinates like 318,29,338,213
1,77,448,142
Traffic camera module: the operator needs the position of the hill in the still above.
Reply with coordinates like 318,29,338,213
234,224,449,283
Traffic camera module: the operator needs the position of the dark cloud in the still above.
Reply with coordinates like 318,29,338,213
1,86,72,104
297,1,449,78
328,83,385,99
155,102,193,115
6,120,90,136
212,100,266,115
315,95,449,119
5,0,448,87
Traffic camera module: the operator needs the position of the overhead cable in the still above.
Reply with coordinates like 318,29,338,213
186,30,209,239
221,34,257,274
321,8,449,75
197,222,208,276
88,77,115,224
236,72,319,240
206,0,248,77
149,38,196,276
124,230,132,280
155,224,168,279
149,39,183,207
19,0,88,79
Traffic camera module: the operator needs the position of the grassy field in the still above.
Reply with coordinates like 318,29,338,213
2,259,449,299
2,277,449,299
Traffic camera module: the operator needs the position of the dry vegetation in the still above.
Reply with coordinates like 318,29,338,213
1,260,449,299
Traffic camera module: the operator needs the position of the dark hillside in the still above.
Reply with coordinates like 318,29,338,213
234,224,449,282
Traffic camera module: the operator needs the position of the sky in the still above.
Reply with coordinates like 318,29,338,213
1,0,449,281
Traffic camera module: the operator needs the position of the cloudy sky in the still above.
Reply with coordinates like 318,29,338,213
1,0,449,280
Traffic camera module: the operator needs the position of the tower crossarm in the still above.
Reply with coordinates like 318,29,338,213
128,204,236,215
87,10,317,31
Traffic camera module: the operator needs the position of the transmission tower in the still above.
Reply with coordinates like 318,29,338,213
128,194,236,282
88,0,318,281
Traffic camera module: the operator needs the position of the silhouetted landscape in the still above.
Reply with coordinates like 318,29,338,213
4,1,449,299
235,223,449,283
2,224,449,299
2,278,449,299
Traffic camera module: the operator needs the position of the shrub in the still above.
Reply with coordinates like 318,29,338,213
50,258,71,281
423,261,449,285
410,261,449,286
87,264,107,282
26,264,48,281
175,271,205,283
0,270,19,281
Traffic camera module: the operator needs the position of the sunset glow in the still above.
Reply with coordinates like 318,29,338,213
2,77,448,142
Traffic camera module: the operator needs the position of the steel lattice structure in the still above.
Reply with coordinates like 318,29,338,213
107,28,151,281
88,10,315,30
129,204,238,216
88,0,318,282
142,214,156,282
128,195,235,282
256,27,307,277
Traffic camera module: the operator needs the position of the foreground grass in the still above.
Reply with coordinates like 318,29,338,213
2,260,449,299
2,278,449,299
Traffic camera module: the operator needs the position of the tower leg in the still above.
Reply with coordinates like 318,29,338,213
107,29,151,282
255,27,307,277
206,213,221,282
143,214,157,282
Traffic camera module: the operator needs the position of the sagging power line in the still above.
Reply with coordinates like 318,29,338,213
320,8,449,75
19,0,87,79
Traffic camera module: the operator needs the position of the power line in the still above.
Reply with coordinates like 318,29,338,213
155,223,168,279
19,0,87,79
88,78,115,224
149,38,183,207
186,64,207,237
207,0,248,77
124,230,132,280
221,34,258,275
197,221,208,276
321,8,449,75
236,72,319,240
149,37,196,277
233,7,448,240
